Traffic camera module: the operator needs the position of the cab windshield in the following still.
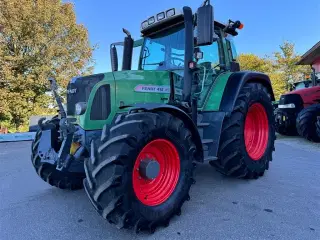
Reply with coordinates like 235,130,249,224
294,81,311,90
139,24,221,72
140,25,185,71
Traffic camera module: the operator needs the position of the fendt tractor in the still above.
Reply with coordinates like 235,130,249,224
31,0,276,233
275,68,320,141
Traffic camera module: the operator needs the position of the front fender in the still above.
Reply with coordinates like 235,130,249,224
125,103,204,162
220,71,275,113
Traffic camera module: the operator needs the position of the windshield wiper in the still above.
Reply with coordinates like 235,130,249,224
143,61,164,66
141,47,150,60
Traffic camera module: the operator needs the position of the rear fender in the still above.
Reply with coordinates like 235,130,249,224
220,71,275,113
125,103,204,162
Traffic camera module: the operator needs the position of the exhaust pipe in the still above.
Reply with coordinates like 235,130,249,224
110,45,118,72
311,66,317,86
122,28,134,71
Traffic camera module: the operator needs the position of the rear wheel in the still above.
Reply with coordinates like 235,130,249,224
83,111,196,233
296,104,320,142
212,83,275,179
31,118,84,190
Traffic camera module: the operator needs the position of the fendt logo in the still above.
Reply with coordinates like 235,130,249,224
67,88,77,94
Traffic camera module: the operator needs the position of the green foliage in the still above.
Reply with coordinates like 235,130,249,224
238,41,310,100
0,0,94,131
238,53,274,73
274,41,310,90
268,72,286,100
238,53,286,99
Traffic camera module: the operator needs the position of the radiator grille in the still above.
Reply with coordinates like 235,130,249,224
90,84,111,120
66,74,104,115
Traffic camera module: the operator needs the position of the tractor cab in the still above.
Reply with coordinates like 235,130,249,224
110,1,243,118
290,73,320,91
292,80,311,91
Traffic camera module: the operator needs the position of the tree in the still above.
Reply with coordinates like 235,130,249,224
274,41,310,90
238,53,274,73
268,72,286,100
238,53,286,99
0,0,94,131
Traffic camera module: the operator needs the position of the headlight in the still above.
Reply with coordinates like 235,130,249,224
75,102,87,115
157,12,165,21
141,21,148,30
278,103,295,109
148,16,155,25
140,8,182,32
166,8,175,17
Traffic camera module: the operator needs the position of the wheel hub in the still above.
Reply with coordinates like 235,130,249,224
132,139,180,206
139,159,160,180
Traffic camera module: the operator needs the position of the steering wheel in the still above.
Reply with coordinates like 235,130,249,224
171,57,184,67
198,62,212,70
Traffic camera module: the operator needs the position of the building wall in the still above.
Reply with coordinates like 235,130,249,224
312,57,320,73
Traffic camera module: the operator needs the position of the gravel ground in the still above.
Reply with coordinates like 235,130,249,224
0,135,319,240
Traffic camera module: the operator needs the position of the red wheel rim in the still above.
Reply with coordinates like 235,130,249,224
132,139,180,206
244,103,269,160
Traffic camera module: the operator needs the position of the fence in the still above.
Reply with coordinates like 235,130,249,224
0,132,36,142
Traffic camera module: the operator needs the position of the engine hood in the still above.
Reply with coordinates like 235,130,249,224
283,86,320,106
111,70,184,107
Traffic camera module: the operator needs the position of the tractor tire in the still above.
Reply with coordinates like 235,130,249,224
31,118,84,190
275,123,297,136
84,111,196,233
316,116,320,139
296,104,320,142
274,109,297,136
212,83,275,179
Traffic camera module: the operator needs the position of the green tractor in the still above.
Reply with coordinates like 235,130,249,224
31,0,276,233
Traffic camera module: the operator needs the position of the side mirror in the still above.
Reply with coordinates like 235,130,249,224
110,45,118,72
230,62,240,72
196,0,214,46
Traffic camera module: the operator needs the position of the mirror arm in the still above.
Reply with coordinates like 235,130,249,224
201,0,210,7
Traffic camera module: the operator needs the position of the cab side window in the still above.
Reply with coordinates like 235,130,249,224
198,42,220,66
195,42,221,107
225,38,237,61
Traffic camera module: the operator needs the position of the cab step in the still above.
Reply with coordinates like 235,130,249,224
204,156,218,162
197,114,218,163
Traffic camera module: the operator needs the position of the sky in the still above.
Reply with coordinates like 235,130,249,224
65,0,320,74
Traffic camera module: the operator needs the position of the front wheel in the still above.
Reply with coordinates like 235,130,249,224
274,108,297,136
83,111,196,233
212,83,276,179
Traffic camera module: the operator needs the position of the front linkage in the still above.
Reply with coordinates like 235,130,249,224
31,77,85,190
47,77,85,172
56,117,84,171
